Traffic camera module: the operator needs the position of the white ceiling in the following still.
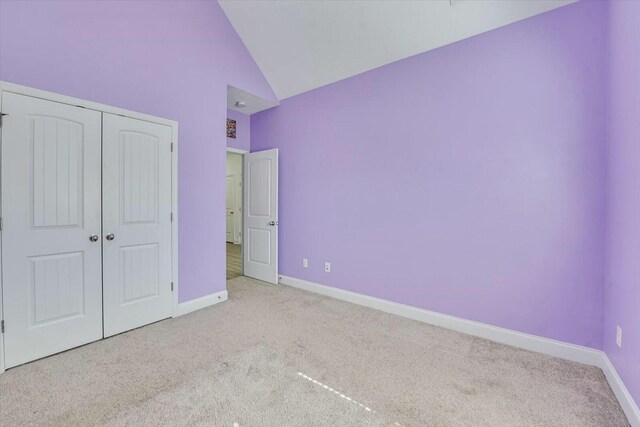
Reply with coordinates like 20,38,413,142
227,85,278,115
219,0,576,100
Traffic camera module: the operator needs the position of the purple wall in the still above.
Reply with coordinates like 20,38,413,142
604,0,640,406
0,0,276,303
226,109,250,152
252,1,607,348
0,0,634,402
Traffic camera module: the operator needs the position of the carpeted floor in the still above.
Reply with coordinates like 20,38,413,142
0,276,629,426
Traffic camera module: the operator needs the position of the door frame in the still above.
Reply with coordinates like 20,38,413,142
226,147,248,155
226,147,247,276
226,174,237,243
226,148,245,244
0,81,180,374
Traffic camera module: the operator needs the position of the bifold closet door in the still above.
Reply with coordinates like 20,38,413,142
102,113,172,337
1,92,103,368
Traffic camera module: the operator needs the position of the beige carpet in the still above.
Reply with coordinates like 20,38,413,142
0,276,629,426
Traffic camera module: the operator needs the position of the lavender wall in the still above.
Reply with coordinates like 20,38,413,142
0,0,277,302
604,0,640,406
252,1,607,348
226,109,250,152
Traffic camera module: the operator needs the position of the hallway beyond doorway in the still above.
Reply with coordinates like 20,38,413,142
226,242,242,280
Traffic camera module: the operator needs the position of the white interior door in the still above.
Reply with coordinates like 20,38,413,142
243,149,278,284
226,175,235,243
102,113,172,337
1,92,103,368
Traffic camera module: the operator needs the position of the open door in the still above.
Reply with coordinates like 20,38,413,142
243,149,278,284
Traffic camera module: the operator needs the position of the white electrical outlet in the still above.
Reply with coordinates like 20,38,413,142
616,326,622,348
303,258,308,268
324,262,331,273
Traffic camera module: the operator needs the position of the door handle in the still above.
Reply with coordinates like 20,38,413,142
89,234,99,242
105,233,115,241
268,221,278,226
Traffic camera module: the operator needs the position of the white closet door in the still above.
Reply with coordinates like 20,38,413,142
1,92,103,368
243,149,278,284
102,113,172,337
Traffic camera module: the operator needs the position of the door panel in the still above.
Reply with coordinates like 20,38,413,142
121,131,158,224
102,114,172,337
1,92,103,368
30,252,85,324
243,149,278,284
120,243,159,304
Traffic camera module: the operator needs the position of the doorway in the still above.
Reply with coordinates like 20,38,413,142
226,150,244,280
226,85,279,284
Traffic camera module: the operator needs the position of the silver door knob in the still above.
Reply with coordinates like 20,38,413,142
268,221,278,226
89,234,99,242
106,233,115,241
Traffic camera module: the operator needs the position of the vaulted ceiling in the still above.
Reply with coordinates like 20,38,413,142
219,0,575,100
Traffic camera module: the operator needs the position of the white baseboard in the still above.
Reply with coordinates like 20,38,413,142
279,275,602,365
0,337,4,374
601,354,640,426
174,290,228,317
279,275,639,426
0,291,229,375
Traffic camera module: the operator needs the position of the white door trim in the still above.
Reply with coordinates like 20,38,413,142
226,147,245,251
0,81,178,128
226,174,237,243
234,172,242,245
0,95,3,374
226,147,249,155
0,81,180,373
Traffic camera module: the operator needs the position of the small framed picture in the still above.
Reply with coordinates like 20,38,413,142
226,118,236,139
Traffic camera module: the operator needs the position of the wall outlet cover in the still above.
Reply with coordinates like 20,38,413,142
616,325,622,348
